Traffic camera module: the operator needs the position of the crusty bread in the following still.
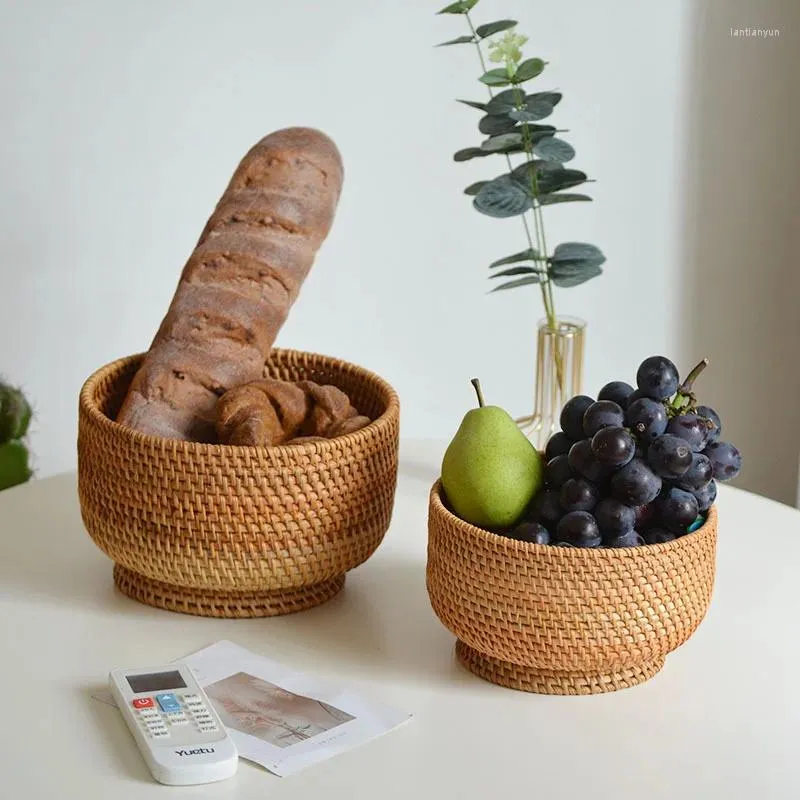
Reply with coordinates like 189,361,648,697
116,128,344,441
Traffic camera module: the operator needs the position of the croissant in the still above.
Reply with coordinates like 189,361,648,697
216,379,370,446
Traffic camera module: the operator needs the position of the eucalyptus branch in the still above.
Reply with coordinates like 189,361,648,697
464,12,543,286
438,0,606,368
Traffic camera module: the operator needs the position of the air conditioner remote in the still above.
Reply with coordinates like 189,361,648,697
109,664,238,785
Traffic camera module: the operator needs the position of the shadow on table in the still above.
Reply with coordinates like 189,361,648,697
0,477,137,613
81,685,153,784
1,475,474,688
246,553,474,689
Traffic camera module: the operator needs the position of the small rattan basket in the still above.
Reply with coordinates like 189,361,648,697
427,481,717,695
78,349,400,618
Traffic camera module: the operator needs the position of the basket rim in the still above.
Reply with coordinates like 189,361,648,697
79,348,400,455
429,479,717,560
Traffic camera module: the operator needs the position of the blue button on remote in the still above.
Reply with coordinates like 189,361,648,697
155,693,181,712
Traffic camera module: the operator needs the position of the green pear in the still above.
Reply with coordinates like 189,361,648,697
441,378,544,529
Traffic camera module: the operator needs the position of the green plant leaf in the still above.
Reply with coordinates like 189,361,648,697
490,248,539,267
550,242,606,266
549,262,603,288
528,91,562,107
436,35,476,46
536,167,588,193
489,266,540,278
453,147,490,162
491,275,542,291
538,193,593,205
479,69,512,87
480,131,524,152
464,181,489,196
509,108,547,122
524,101,553,120
478,114,517,135
533,136,576,162
515,58,546,81
436,0,478,14
475,19,517,37
485,89,522,115
473,177,533,218
457,99,488,112
510,155,561,182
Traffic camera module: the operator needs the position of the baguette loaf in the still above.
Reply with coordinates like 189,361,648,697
116,128,344,441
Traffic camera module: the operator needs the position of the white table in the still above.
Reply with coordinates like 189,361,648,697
1,440,799,799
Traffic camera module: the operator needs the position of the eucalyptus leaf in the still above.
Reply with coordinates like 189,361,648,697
510,159,552,186
436,35,476,46
509,108,549,122
491,275,542,291
538,193,593,205
533,137,576,163
536,167,588,194
478,114,517,135
549,262,603,288
485,89,523,115
527,91,562,108
522,98,554,120
480,131,523,152
453,147,490,162
473,177,533,218
475,19,517,37
550,242,606,266
490,248,539,267
489,266,540,278
436,0,478,14
464,181,489,196
515,58,546,81
479,69,512,87
457,99,488,112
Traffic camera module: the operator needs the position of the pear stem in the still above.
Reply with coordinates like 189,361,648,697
471,378,486,408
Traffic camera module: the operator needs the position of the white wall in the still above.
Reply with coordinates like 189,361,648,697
2,0,786,501
679,0,800,505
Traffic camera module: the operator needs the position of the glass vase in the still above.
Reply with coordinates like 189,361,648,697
516,316,586,452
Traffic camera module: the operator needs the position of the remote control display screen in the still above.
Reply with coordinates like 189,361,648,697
127,670,187,694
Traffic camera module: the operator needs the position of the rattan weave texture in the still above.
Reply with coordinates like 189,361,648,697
78,350,400,617
427,480,716,694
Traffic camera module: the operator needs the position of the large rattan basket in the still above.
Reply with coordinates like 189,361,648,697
78,349,400,618
427,481,717,695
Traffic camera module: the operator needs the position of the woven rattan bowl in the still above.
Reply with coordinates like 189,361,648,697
78,349,400,618
427,481,717,695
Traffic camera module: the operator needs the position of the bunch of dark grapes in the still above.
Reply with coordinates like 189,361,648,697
508,355,742,547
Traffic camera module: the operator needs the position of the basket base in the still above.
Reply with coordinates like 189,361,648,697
113,564,345,619
455,640,665,695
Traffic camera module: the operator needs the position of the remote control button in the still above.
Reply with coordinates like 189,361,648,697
138,709,160,719
132,697,155,709
155,693,182,713
152,730,170,738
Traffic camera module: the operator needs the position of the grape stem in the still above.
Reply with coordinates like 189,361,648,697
670,357,709,412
